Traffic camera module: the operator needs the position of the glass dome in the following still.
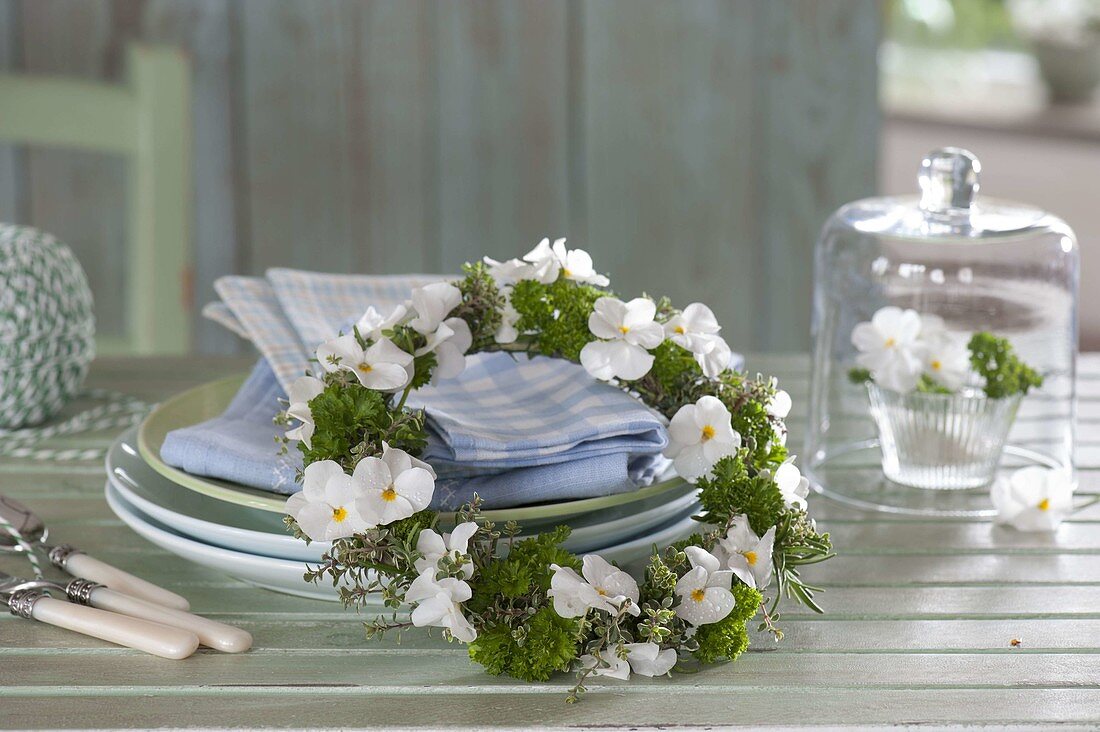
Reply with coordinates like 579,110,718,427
806,148,1079,516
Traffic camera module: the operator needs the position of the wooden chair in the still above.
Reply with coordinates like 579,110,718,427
0,43,192,355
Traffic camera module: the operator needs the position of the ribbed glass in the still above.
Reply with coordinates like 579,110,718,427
866,383,1023,490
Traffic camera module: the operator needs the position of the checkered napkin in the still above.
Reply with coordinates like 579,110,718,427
162,269,683,509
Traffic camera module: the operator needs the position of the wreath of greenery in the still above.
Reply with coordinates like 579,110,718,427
279,241,833,701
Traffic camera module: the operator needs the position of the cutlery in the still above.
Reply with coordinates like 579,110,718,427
0,574,199,659
0,493,191,610
0,571,251,653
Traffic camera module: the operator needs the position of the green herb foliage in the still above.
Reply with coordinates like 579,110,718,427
968,332,1043,398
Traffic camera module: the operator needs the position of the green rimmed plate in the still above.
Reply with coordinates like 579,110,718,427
137,375,695,524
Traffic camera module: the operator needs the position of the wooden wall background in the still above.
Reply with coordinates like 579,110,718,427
0,0,880,354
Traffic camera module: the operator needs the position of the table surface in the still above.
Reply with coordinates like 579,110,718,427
3,354,1100,730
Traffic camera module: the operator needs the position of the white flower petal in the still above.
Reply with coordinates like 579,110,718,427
625,643,677,677
395,467,436,512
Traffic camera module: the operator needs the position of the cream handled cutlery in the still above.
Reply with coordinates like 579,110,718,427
0,575,199,660
0,494,191,610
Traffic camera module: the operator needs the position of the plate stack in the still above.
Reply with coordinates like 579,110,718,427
107,375,700,602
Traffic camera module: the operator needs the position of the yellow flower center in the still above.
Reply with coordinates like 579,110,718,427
931,359,942,371
743,550,757,566
701,425,716,441
563,268,573,278
381,486,398,502
691,588,706,603
1038,498,1050,512
596,587,608,597
884,337,897,348
619,325,630,335
674,325,686,334
332,506,348,523
358,362,373,373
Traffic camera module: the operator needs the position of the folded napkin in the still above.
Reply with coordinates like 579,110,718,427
161,270,709,510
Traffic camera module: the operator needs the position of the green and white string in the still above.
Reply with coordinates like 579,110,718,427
0,389,150,462
0,512,44,579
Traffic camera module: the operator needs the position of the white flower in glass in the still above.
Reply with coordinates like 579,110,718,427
622,642,677,677
409,281,463,335
284,460,372,541
548,555,641,618
416,317,473,381
674,546,736,626
717,514,775,590
774,459,809,509
284,375,324,448
579,296,664,381
316,335,414,391
851,306,924,393
578,650,631,680
920,330,971,391
494,287,520,344
991,466,1074,532
483,256,532,286
405,569,477,642
664,396,741,482
355,303,410,341
415,521,479,579
353,444,436,525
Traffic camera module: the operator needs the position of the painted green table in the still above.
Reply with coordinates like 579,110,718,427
2,355,1099,729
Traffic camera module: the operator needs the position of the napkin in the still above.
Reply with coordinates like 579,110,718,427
160,270,708,510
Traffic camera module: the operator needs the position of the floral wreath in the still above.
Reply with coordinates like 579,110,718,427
279,238,833,701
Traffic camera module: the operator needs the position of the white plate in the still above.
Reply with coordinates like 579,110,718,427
108,427,700,560
106,481,700,602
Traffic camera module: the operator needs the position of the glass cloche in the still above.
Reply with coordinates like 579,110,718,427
806,148,1079,516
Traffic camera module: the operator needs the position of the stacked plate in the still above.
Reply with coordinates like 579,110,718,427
107,375,700,602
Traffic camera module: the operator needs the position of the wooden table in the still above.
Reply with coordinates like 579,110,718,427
3,355,1099,729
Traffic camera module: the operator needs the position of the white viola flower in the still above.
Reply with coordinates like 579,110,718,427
521,237,564,284
851,306,924,393
774,459,810,509
767,386,792,420
353,444,436,525
316,334,413,391
548,555,641,618
284,375,324,448
991,467,1075,532
921,330,971,391
664,303,721,353
551,239,609,287
578,651,631,680
416,317,473,381
623,642,677,677
695,334,733,378
494,287,520,345
483,256,533,286
405,569,477,642
579,296,664,382
415,521,479,579
674,546,736,626
409,281,463,335
355,303,411,341
285,460,372,541
664,396,742,482
717,515,775,590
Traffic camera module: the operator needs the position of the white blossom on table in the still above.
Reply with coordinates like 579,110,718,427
579,296,664,382
285,460,372,541
674,546,736,626
774,459,810,509
717,514,775,590
415,522,479,579
284,375,325,448
315,335,414,391
409,282,463,335
548,555,641,618
663,396,741,482
851,306,924,393
991,466,1075,532
405,569,477,642
354,444,436,525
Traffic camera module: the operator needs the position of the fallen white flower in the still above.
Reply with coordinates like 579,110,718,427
991,466,1074,532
